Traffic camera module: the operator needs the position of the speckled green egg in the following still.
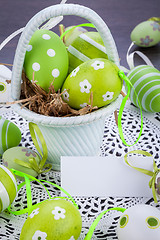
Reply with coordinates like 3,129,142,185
2,147,41,178
127,65,160,112
131,21,160,47
61,58,122,109
0,164,17,213
20,199,82,240
24,29,69,92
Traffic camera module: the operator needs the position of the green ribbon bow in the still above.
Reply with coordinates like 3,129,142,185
124,150,160,203
14,122,52,175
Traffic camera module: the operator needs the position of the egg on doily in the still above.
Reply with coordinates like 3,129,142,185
117,204,160,240
61,58,122,110
0,116,21,157
20,199,82,240
0,164,17,213
2,147,41,178
23,29,69,92
131,20,160,47
126,65,160,112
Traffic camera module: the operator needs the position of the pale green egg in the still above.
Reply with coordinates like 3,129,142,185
24,29,69,92
61,58,122,110
2,147,41,178
20,199,82,240
131,21,160,47
0,164,17,213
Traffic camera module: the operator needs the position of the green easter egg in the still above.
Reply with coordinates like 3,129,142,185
64,25,87,47
68,31,108,72
0,164,17,212
20,199,82,240
0,116,21,156
2,147,41,178
24,29,69,92
61,58,122,109
131,21,160,47
127,65,160,112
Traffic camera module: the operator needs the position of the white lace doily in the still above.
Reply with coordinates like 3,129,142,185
0,102,160,240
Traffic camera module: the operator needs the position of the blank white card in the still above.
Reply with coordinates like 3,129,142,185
61,156,153,197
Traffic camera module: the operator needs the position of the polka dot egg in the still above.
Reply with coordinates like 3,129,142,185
127,65,160,112
0,116,21,157
117,204,160,240
0,164,17,213
20,199,82,240
61,58,122,109
24,29,69,92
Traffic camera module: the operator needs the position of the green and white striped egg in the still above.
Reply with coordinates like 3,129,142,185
127,65,160,112
0,164,17,213
0,116,21,157
67,31,108,72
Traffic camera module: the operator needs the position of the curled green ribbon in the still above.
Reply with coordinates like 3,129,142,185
118,71,143,146
8,169,78,216
124,150,160,203
84,207,126,240
14,122,52,175
148,17,160,24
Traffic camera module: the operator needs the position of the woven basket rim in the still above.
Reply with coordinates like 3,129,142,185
12,95,122,127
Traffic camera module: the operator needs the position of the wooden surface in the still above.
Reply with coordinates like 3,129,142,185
0,0,159,70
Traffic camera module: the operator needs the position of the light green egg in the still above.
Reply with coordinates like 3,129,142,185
61,58,122,110
2,146,41,178
24,29,69,92
0,164,17,213
0,116,21,157
127,65,160,112
64,25,87,47
131,20,160,47
67,31,108,72
20,199,82,240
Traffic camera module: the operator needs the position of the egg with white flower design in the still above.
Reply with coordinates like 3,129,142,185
20,199,82,240
61,58,122,109
24,29,69,92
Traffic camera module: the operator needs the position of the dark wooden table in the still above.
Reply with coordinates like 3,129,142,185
0,0,159,70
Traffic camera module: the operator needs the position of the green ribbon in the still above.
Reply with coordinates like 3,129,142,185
84,207,126,240
118,71,143,146
14,122,52,175
124,150,160,203
8,169,78,216
60,23,96,40
148,17,160,24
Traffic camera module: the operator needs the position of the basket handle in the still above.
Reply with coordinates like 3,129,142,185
11,3,120,100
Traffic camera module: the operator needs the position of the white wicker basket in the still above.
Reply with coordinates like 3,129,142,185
11,3,123,170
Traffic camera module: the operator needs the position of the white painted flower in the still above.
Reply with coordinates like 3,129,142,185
91,60,104,70
70,66,80,77
69,236,75,240
62,89,69,101
79,79,91,93
29,208,40,218
80,103,87,108
32,230,47,240
52,206,66,220
102,91,114,101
